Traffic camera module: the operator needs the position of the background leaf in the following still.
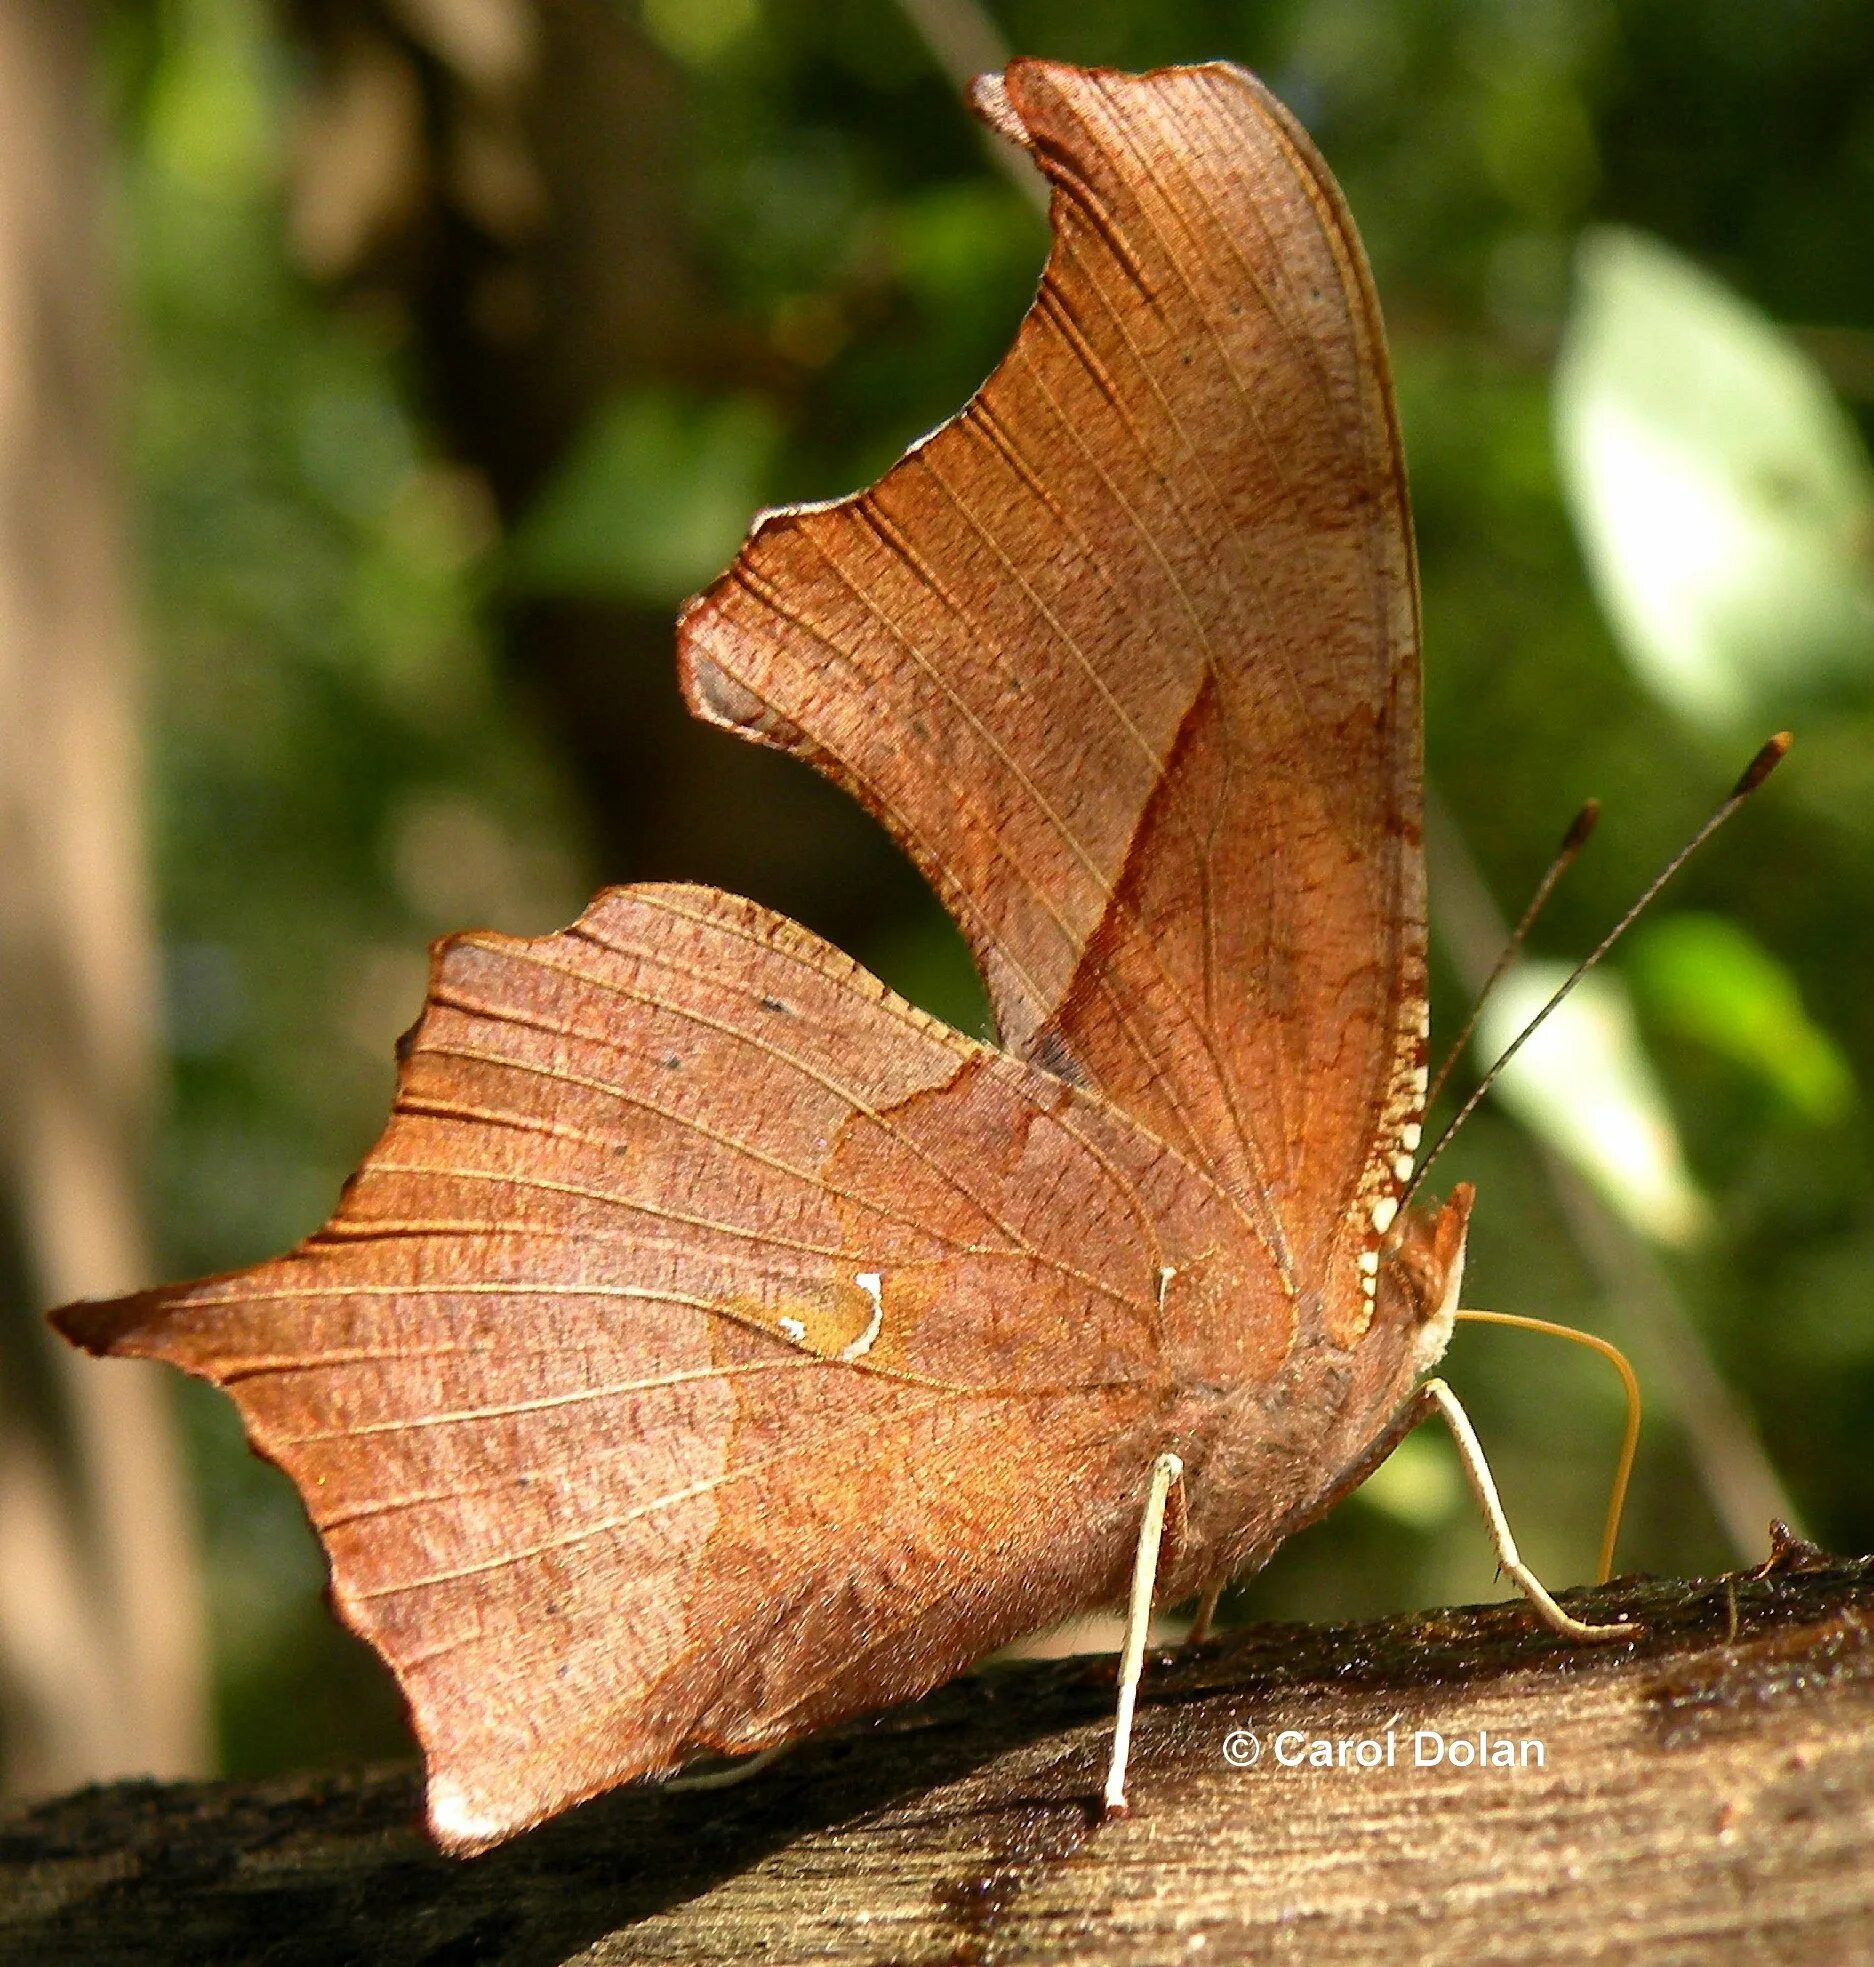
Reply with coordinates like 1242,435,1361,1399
1555,227,1874,730
1629,913,1855,1124
1477,965,1711,1248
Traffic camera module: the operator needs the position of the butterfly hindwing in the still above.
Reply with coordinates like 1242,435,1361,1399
55,884,1275,1849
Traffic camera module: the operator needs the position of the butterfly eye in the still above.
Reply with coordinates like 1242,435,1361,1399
1373,1185,1473,1338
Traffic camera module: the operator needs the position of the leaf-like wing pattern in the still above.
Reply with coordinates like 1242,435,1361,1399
55,885,1276,1849
681,62,1428,1328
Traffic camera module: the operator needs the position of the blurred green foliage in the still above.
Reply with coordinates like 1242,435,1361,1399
508,388,783,603
1479,966,1713,1248
1556,227,1874,729
99,0,1874,1779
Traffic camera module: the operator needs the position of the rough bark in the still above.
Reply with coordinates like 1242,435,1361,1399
3,1539,1869,1964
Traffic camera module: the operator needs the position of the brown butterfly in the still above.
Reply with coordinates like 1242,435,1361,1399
52,58,1631,1855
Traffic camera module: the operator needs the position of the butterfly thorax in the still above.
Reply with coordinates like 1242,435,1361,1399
1155,1183,1474,1598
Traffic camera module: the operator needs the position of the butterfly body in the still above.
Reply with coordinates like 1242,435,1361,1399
53,58,1476,1852
1151,1182,1472,1595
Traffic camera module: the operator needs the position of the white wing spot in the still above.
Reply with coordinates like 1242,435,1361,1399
778,1315,807,1343
1393,1153,1415,1184
1371,1195,1399,1235
1358,1250,1379,1276
841,1272,885,1362
1157,1263,1177,1312
1402,1121,1422,1153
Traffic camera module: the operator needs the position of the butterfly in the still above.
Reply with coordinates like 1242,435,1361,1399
53,58,1630,1855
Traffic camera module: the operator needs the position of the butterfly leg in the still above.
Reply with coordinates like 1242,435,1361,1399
1102,1450,1185,1818
660,1744,792,1794
1185,1579,1226,1647
1419,1378,1639,1643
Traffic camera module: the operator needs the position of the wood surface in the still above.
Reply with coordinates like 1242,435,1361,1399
5,1538,1869,1965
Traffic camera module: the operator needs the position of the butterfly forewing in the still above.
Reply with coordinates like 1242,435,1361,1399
682,62,1427,1322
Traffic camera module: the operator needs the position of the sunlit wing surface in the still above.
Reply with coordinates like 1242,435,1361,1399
682,62,1428,1335
56,885,1276,1848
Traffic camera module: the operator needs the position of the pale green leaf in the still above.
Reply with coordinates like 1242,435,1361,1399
1629,914,1855,1123
1555,227,1874,728
1478,963,1710,1246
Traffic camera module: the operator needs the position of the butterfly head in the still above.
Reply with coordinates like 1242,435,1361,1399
1378,1181,1474,1378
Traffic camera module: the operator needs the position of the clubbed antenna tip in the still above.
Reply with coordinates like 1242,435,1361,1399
1733,731,1792,799
1561,798,1601,856
1407,735,1789,1211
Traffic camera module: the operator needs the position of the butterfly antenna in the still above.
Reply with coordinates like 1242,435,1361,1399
1404,731,1791,1213
1453,1309,1641,1583
1424,798,1601,1114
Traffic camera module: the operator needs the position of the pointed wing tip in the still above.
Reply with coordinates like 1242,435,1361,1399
48,1289,165,1362
670,52,1278,701
46,1296,108,1355
972,55,1264,131
674,625,809,750
414,1716,686,1859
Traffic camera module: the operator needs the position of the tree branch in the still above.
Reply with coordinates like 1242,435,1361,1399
5,1541,1870,1962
